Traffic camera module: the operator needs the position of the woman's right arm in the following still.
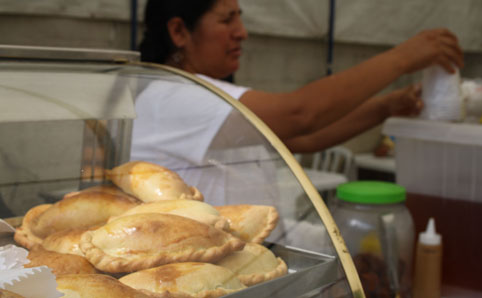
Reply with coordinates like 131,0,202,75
239,28,463,140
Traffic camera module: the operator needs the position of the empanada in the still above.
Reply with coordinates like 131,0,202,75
41,228,91,256
25,247,98,275
29,191,139,239
56,274,151,298
106,161,203,202
110,199,229,230
80,213,244,273
0,289,24,298
119,262,246,298
14,204,52,249
64,184,140,203
216,242,288,286
215,205,279,243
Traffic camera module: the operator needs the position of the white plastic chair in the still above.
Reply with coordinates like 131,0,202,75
277,146,353,223
276,146,353,205
294,146,353,191
295,146,353,215
302,146,353,178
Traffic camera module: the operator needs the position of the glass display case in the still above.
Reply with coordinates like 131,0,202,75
0,45,364,298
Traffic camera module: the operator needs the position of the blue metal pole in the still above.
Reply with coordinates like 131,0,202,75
326,0,335,76
130,0,138,51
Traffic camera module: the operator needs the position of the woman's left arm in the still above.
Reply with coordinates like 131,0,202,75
283,85,422,153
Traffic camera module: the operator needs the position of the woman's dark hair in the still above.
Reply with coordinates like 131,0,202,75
140,0,217,63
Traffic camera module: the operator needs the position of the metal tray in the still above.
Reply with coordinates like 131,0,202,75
1,221,339,298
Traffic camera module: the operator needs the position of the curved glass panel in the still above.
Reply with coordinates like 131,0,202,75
0,56,362,297
127,66,333,251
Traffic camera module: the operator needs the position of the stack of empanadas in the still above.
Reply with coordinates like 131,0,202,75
11,161,287,298
216,242,288,286
215,204,279,244
108,199,229,230
105,161,204,202
119,262,247,297
56,274,152,298
14,190,139,249
25,247,98,275
80,213,244,273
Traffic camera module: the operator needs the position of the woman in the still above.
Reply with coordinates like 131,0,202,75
131,1,464,251
137,0,464,153
131,0,463,209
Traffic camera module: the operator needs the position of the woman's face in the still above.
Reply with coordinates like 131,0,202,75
182,0,248,79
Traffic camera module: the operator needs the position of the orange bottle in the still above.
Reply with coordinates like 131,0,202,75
412,218,442,298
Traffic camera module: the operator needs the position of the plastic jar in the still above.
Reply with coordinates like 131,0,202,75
332,181,415,298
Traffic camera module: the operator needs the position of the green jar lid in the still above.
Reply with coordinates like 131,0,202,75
336,181,406,204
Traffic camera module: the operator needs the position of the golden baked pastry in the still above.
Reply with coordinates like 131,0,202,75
29,191,138,239
41,228,91,256
119,262,246,298
106,161,203,202
64,184,140,203
14,204,52,249
215,205,279,243
56,274,151,298
14,191,138,250
0,289,24,298
80,213,245,273
25,247,98,275
216,242,288,286
110,199,229,230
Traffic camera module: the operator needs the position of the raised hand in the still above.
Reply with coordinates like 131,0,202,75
383,84,424,117
391,28,464,74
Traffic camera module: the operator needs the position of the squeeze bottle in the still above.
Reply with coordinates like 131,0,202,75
412,217,442,298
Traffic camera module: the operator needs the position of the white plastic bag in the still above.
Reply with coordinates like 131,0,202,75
419,65,462,121
461,79,482,123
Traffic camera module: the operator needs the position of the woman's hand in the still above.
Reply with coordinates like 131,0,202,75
382,84,424,117
284,85,424,153
391,28,464,74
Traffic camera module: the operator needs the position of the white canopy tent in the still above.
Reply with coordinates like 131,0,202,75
0,0,480,51
240,0,482,52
